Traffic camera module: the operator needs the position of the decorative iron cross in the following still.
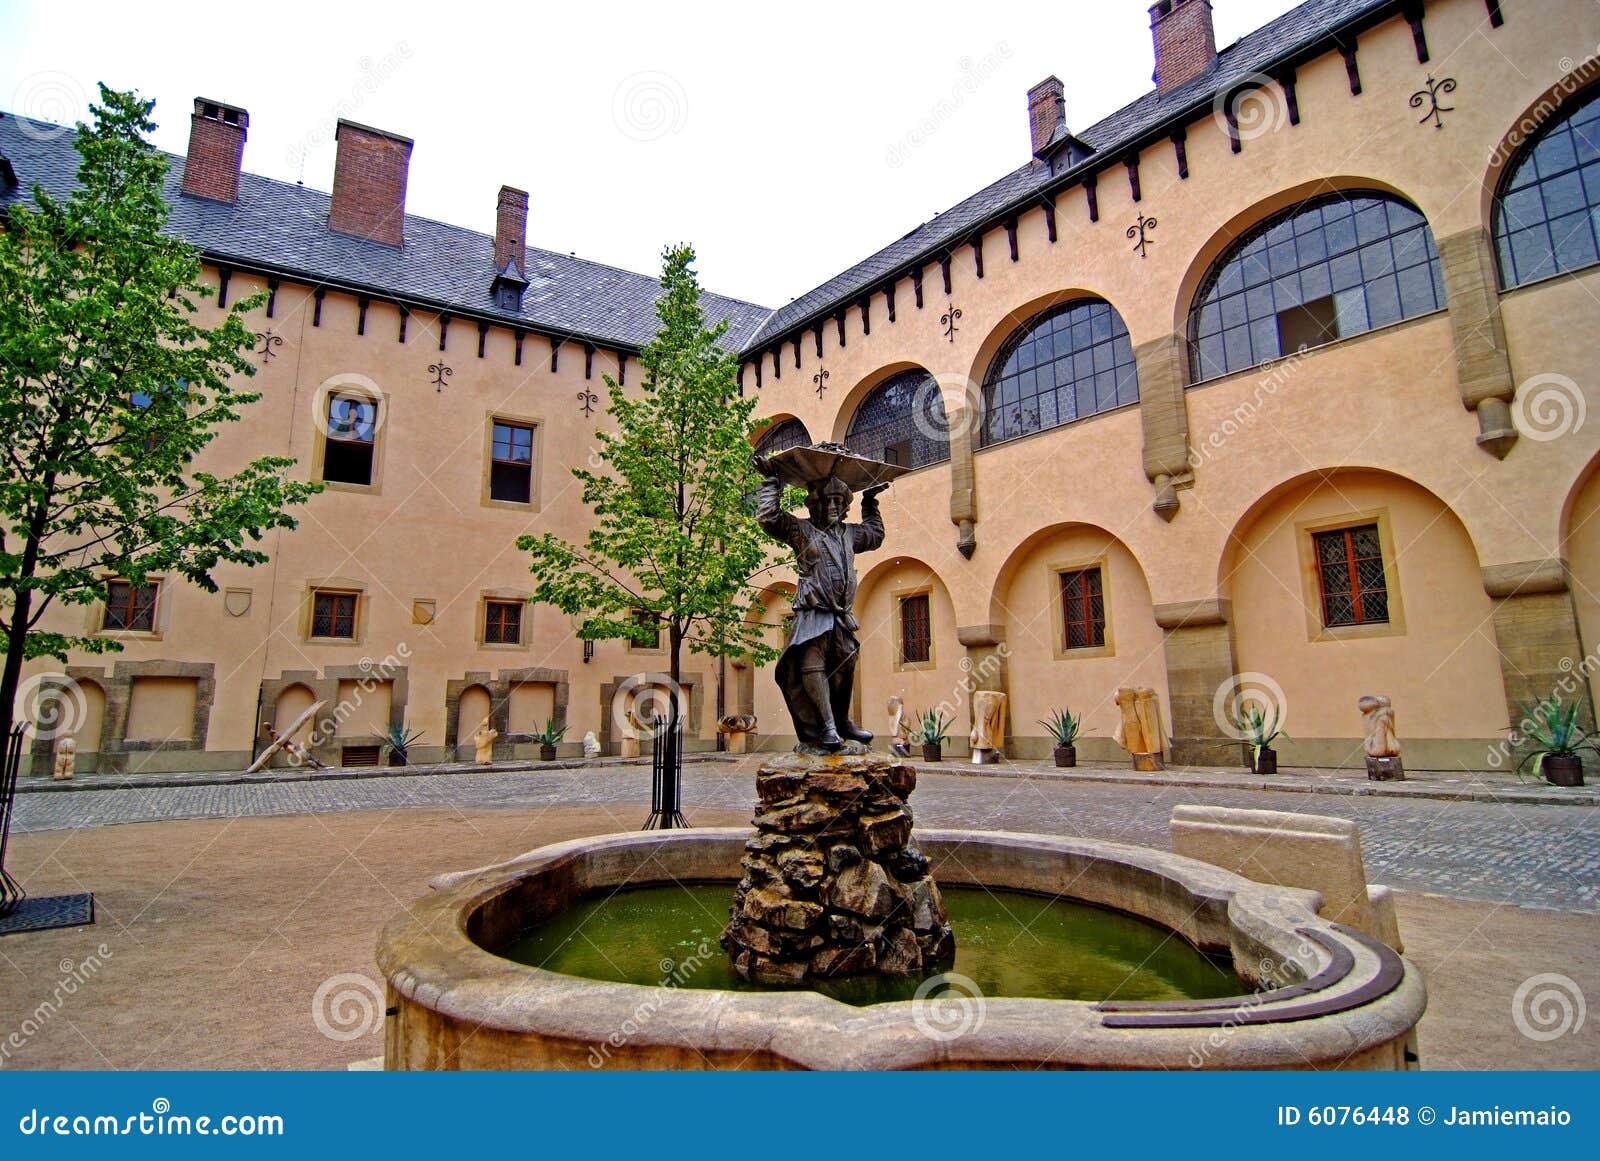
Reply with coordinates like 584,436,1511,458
1410,75,1457,129
1127,213,1158,259
428,362,453,392
257,330,283,363
813,368,829,399
941,303,962,344
578,387,598,417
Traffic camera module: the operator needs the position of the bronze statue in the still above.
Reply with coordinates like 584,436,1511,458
753,444,903,753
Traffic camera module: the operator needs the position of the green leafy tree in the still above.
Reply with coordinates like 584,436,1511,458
518,244,780,824
0,86,319,745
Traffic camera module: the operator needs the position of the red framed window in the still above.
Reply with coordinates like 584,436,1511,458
103,580,158,631
1059,567,1105,650
900,593,931,664
490,421,535,503
1313,524,1389,627
485,600,523,645
312,591,358,639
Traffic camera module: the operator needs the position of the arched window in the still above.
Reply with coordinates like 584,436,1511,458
1494,88,1600,289
754,417,811,455
843,369,948,469
980,299,1137,447
1188,192,1445,383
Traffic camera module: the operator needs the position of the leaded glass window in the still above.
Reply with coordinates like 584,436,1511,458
1495,88,1600,288
981,300,1137,446
843,370,949,469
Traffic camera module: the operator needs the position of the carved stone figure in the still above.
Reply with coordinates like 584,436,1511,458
1115,686,1166,772
886,695,911,757
754,449,890,753
472,716,499,765
969,690,1006,764
582,731,601,759
1358,695,1404,781
718,713,757,754
52,735,76,781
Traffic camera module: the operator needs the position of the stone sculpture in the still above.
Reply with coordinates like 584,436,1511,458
582,731,601,759
886,695,911,757
725,444,952,985
969,690,1006,764
718,713,757,755
1358,695,1404,781
51,735,76,781
1115,686,1166,772
472,716,499,765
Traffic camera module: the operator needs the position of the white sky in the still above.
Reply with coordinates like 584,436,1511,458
1,0,1299,308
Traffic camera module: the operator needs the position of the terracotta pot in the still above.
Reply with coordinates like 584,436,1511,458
921,743,943,763
1053,745,1077,768
1541,753,1584,786
1251,746,1277,776
539,744,558,762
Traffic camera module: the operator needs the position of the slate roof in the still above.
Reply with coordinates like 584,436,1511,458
744,0,1399,349
0,113,774,352
0,0,1398,359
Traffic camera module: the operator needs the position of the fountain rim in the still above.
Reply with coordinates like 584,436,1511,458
378,826,1426,1070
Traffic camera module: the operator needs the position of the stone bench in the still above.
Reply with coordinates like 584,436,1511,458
1170,804,1402,952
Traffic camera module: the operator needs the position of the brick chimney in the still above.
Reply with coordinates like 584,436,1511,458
1149,0,1218,92
1027,77,1065,159
494,185,528,276
329,119,413,246
181,98,249,203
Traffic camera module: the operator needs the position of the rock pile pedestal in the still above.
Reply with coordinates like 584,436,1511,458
722,751,954,985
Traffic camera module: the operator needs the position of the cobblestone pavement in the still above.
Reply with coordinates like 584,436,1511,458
11,763,1599,911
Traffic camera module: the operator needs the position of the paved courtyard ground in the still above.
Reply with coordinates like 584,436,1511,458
1,763,1596,1069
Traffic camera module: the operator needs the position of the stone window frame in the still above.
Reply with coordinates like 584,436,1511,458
258,665,410,769
301,580,369,646
443,666,571,757
1294,508,1408,643
481,410,543,512
892,584,937,672
311,379,388,494
625,608,664,654
27,661,216,775
91,573,169,643
477,590,530,649
1049,555,1115,661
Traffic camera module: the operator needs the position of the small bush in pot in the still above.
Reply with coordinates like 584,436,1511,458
911,708,953,763
534,717,567,762
1039,709,1083,768
382,722,425,767
1232,704,1286,776
1514,697,1592,787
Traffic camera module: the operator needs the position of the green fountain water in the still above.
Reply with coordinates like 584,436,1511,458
498,883,1241,1007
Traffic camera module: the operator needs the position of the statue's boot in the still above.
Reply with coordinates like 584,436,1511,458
803,665,845,750
838,720,874,744
828,652,870,744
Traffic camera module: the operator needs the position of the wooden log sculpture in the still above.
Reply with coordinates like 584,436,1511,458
1115,686,1166,772
246,700,329,773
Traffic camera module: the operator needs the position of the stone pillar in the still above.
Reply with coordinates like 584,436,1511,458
957,624,1009,751
1154,599,1240,765
1483,560,1594,730
947,404,977,557
1135,333,1193,519
1437,227,1518,458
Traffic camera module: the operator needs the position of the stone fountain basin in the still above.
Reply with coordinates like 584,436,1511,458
377,827,1425,1070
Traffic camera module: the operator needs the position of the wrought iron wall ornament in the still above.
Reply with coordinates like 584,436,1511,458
1127,213,1158,259
813,368,830,399
428,362,453,392
1410,75,1457,129
940,303,962,343
256,330,283,364
578,387,599,417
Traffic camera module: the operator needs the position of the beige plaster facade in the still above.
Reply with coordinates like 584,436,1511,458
16,0,1600,774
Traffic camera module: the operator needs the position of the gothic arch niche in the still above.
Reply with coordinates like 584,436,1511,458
1221,468,1502,767
455,684,493,759
271,682,318,768
1561,450,1600,724
989,522,1167,760
749,583,796,747
853,555,959,749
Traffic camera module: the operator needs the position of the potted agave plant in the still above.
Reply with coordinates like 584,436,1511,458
382,721,424,767
1515,697,1592,787
1233,703,1286,776
534,717,566,762
911,708,953,763
1039,709,1083,768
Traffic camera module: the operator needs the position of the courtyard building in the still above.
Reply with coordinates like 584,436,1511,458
5,0,1600,774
